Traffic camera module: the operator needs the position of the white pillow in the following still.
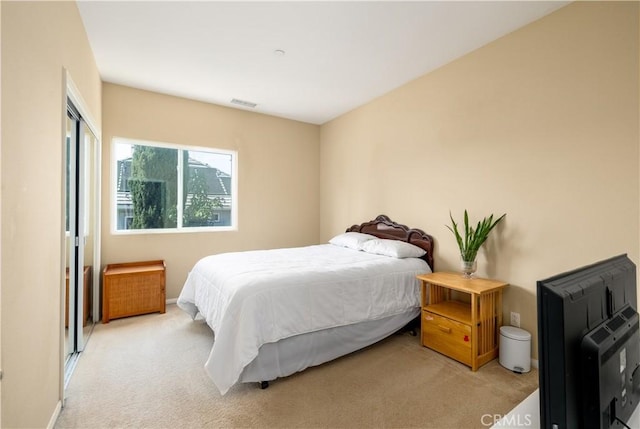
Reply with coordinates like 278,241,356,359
329,232,376,250
361,238,426,258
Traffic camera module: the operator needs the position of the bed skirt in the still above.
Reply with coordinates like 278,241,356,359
239,308,420,384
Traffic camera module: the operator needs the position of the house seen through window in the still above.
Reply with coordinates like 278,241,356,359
113,138,236,232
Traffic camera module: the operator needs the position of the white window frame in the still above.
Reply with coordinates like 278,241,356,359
111,137,238,234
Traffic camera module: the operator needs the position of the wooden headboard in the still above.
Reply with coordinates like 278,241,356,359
346,214,435,271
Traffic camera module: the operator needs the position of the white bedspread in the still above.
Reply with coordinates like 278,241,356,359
177,243,430,394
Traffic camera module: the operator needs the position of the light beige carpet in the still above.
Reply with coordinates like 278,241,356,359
55,304,538,429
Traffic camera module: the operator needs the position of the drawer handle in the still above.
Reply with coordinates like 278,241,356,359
438,325,451,334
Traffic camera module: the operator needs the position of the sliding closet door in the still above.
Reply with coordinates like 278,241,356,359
65,109,78,366
80,124,98,351
65,100,98,372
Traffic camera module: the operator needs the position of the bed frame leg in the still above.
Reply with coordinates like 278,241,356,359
260,381,269,389
403,315,420,336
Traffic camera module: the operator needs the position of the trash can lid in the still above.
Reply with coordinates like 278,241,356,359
500,326,531,341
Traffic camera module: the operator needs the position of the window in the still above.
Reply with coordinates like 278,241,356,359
112,138,237,233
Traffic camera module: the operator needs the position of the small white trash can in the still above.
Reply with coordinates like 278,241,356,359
499,326,531,373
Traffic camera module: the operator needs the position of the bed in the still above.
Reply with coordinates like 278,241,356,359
177,215,434,395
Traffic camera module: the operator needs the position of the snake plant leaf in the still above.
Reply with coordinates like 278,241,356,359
446,211,464,252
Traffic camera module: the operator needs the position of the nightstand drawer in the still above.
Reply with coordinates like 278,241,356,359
422,310,472,366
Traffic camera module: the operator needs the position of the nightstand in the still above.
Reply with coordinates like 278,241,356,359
417,272,508,370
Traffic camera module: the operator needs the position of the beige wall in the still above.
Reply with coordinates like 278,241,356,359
320,1,639,358
101,83,320,299
1,1,102,427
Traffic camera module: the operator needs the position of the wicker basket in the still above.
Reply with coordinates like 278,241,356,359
102,260,165,323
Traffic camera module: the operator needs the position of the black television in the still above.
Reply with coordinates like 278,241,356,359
537,254,640,429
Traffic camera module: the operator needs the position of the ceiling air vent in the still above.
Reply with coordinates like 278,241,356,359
231,98,257,108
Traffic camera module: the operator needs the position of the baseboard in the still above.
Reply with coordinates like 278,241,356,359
47,400,62,429
166,298,177,305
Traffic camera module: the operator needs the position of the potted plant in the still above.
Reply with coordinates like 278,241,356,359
447,210,506,278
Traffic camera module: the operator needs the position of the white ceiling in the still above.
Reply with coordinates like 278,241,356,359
77,1,569,125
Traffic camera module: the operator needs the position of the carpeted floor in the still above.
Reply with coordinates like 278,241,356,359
55,304,538,429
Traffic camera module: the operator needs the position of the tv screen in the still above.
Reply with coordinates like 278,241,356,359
537,254,640,429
